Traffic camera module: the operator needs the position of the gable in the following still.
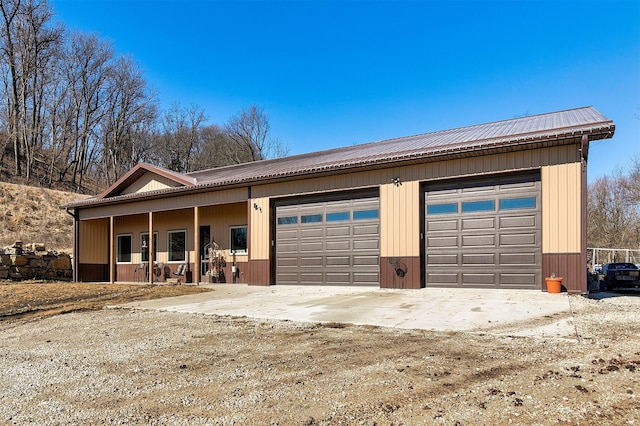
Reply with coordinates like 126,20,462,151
121,172,183,195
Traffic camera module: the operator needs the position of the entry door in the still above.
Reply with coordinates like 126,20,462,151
424,174,541,289
275,196,380,286
199,225,210,278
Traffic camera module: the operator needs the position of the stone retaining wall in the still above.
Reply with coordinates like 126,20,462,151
0,247,72,281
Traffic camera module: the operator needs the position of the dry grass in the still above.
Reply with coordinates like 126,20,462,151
0,182,89,253
0,281,212,321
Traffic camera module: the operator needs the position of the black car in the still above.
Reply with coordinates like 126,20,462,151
601,263,640,291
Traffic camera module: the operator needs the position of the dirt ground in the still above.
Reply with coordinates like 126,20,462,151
1,282,639,425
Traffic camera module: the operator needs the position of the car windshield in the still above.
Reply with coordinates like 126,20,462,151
610,263,637,270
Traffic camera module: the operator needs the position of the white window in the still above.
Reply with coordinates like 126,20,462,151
167,230,186,262
116,234,132,263
230,226,247,254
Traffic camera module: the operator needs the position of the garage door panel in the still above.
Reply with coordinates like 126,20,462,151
353,239,379,250
499,273,538,286
427,236,458,248
499,233,537,246
500,215,536,229
427,254,458,265
325,255,350,265
353,255,379,266
427,219,458,232
300,241,323,252
500,253,537,265
427,273,459,284
354,224,379,235
326,240,350,251
276,196,379,286
462,253,496,265
326,225,350,237
462,217,495,230
425,174,541,289
353,272,379,284
462,235,495,247
462,273,497,285
300,256,323,266
300,228,323,238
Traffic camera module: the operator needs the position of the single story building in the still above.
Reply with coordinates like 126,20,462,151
63,106,615,293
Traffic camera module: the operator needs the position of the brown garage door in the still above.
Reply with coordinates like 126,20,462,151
424,173,541,289
275,196,380,285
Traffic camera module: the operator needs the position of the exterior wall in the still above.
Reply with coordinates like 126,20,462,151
249,144,581,289
75,144,586,290
121,172,179,195
379,180,421,288
541,161,585,293
78,218,109,282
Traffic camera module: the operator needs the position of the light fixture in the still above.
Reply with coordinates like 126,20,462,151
393,176,402,186
253,202,262,212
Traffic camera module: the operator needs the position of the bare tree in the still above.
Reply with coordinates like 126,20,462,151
155,103,206,173
588,173,640,250
224,104,289,163
62,32,112,190
0,0,61,180
100,54,157,185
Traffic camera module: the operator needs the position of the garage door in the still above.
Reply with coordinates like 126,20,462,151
276,196,380,285
424,174,541,289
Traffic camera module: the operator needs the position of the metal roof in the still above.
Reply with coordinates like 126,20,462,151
64,106,615,209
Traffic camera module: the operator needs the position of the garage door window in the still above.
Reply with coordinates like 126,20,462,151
327,211,349,222
427,203,458,215
301,214,323,223
500,197,536,210
278,216,298,225
353,209,378,220
462,200,495,213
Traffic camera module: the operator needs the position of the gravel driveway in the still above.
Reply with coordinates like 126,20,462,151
1,293,638,425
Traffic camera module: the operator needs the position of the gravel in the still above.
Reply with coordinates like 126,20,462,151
1,293,639,425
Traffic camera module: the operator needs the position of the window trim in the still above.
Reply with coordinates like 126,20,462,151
229,225,248,255
116,234,133,264
167,229,187,263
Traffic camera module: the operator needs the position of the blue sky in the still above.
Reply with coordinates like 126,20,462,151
52,0,639,183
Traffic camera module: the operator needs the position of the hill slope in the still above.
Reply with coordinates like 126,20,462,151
0,182,89,253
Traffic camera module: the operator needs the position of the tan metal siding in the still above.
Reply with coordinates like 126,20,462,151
542,163,581,253
249,197,270,260
380,180,420,257
121,172,179,195
199,203,249,263
79,219,108,264
79,187,248,220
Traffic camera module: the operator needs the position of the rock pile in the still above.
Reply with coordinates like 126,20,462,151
0,241,72,281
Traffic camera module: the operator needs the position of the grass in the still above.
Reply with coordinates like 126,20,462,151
0,182,88,253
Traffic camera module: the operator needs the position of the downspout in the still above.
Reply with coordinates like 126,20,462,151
66,208,79,282
580,134,589,295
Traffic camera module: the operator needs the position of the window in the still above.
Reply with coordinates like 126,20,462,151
462,200,495,213
167,230,186,262
230,226,247,254
301,214,323,223
500,197,536,210
353,209,379,220
327,211,349,222
427,203,458,215
277,216,298,225
117,234,132,263
140,232,158,262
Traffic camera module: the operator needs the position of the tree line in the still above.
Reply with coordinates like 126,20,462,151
0,0,287,193
587,155,640,253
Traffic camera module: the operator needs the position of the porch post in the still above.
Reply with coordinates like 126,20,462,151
194,206,200,284
149,211,154,285
109,216,115,284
